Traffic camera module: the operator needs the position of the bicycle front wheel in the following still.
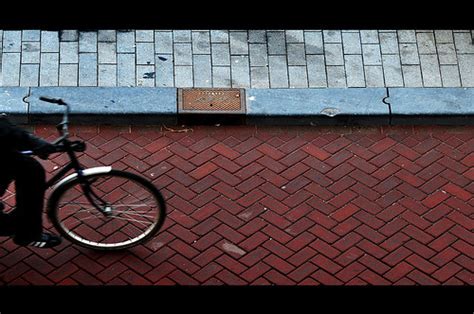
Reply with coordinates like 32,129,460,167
48,170,166,250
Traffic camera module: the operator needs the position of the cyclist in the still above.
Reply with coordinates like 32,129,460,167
0,113,62,248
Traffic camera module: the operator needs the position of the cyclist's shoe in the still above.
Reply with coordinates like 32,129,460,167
15,233,62,248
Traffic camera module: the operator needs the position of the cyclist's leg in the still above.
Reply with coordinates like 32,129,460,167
7,154,46,244
0,159,15,235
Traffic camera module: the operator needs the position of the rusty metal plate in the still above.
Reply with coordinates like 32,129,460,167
178,88,246,114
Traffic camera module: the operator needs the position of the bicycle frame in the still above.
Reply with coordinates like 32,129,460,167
22,97,112,215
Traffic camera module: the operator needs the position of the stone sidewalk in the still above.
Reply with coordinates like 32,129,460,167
1,30,473,88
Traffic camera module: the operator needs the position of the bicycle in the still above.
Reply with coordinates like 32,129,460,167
19,96,166,250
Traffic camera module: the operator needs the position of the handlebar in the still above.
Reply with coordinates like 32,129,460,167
39,95,70,137
39,96,67,105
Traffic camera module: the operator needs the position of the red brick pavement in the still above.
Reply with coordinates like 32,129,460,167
0,125,473,285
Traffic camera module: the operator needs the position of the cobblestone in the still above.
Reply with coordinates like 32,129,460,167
22,42,40,64
342,32,362,54
345,54,365,87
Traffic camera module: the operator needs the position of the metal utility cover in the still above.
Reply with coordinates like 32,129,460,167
178,88,246,114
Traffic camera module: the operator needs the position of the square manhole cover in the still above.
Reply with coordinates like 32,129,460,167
178,88,246,114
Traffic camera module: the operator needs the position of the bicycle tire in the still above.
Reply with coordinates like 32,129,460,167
48,169,166,250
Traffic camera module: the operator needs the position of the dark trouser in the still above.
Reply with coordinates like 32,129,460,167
0,153,45,244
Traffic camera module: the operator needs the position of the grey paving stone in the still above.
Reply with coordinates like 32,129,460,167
98,30,116,42
397,30,416,43
268,55,289,88
231,55,250,88
40,53,59,86
342,32,362,54
155,54,174,87
193,54,212,87
454,32,474,53
247,88,388,116
305,31,324,54
154,31,173,54
3,31,22,52
60,42,78,64
59,64,78,86
210,30,229,43
458,54,474,87
379,32,399,54
286,30,304,43
59,30,78,42
117,31,135,53
323,30,342,43
22,30,40,42
402,65,423,87
440,65,461,87
230,31,249,55
117,53,135,86
437,43,457,65
19,64,39,86
79,32,97,53
211,43,230,66
174,65,193,87
1,54,20,86
22,42,40,64
434,30,453,43
78,53,97,86
420,54,442,87
364,65,385,87
173,30,191,42
382,54,403,87
288,66,308,88
98,42,116,64
249,44,268,67
248,30,266,43
212,66,231,87
98,64,117,87
306,54,327,87
416,32,436,54
344,54,365,87
136,42,155,65
325,43,344,65
174,43,192,66
360,30,379,44
136,65,155,87
41,31,60,53
267,31,286,55
192,31,211,54
136,30,154,42
362,44,382,65
250,66,269,88
287,44,306,66
399,43,420,65
389,88,474,115
327,66,346,87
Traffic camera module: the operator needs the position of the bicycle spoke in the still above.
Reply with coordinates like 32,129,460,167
111,214,153,226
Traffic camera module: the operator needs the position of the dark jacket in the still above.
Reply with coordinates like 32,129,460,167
0,114,50,156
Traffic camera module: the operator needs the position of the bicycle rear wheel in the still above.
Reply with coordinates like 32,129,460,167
48,170,166,250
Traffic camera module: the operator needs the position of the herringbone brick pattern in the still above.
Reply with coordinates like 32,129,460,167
0,125,473,285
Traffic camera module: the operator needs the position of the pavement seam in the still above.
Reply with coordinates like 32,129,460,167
382,87,393,125
22,87,31,124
